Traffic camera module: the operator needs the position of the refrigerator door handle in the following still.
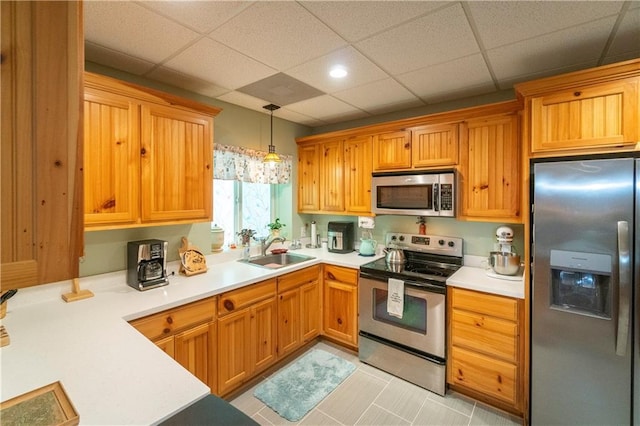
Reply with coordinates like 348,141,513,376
615,220,631,356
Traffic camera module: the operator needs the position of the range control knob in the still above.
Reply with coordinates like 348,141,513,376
399,236,405,242
391,235,397,241
448,241,455,247
438,239,445,246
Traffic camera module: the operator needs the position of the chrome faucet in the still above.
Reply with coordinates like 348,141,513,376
261,236,286,256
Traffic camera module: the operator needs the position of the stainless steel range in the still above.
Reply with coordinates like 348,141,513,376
358,232,463,396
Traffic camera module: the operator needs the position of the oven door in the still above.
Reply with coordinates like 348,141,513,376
358,275,445,358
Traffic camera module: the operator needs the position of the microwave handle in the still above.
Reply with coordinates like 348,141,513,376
433,183,439,212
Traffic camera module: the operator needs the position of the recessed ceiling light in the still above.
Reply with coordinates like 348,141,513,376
329,66,348,79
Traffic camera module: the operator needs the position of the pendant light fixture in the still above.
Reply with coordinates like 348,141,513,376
263,103,281,164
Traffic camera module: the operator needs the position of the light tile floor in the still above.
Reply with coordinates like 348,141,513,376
230,341,522,426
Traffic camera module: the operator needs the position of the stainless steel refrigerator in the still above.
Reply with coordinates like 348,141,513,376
531,156,638,425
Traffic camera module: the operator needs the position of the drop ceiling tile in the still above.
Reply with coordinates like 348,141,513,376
85,42,156,75
278,108,326,128
606,5,640,58
300,1,449,42
217,91,271,114
210,2,347,70
140,1,252,34
286,47,389,94
84,1,200,63
334,78,424,115
286,95,369,123
356,3,479,75
397,54,495,103
489,17,617,84
163,37,277,90
146,66,230,99
469,1,624,50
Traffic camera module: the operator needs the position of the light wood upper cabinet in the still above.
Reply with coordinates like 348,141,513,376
515,59,640,156
1,1,83,289
448,287,524,414
83,73,220,230
344,135,373,214
372,130,412,171
319,140,344,212
297,144,320,212
140,104,213,223
411,123,459,167
297,136,374,215
459,114,520,222
83,89,139,226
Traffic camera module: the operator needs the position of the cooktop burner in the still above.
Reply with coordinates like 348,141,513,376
360,233,463,285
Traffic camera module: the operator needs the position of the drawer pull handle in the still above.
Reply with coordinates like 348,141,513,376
574,91,582,97
223,300,235,311
166,316,173,324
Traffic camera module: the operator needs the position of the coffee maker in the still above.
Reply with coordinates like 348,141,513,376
327,221,355,253
127,239,169,291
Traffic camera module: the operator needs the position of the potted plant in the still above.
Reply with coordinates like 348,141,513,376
267,218,286,237
236,228,256,246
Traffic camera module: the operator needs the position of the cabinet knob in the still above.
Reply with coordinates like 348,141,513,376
223,299,235,311
163,328,171,334
166,316,173,324
574,91,582,97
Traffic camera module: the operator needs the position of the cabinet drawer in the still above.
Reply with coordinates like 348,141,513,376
130,297,216,340
278,265,320,293
450,288,518,321
450,346,517,405
218,279,276,315
324,265,358,285
451,310,518,362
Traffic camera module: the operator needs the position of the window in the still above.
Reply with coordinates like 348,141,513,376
213,179,272,247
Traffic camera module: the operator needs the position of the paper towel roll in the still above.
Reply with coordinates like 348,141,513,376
310,222,317,247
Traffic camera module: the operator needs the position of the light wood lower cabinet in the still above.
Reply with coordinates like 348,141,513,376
448,287,524,414
323,265,358,349
277,266,322,358
129,297,217,394
217,279,277,396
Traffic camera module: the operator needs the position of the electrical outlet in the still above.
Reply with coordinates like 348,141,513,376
300,226,307,238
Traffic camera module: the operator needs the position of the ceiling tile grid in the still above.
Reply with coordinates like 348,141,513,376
83,1,640,128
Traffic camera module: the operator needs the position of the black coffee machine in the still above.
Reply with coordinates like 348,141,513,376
127,239,169,291
327,221,355,253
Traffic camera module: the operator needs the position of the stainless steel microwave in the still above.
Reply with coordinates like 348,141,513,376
371,171,455,217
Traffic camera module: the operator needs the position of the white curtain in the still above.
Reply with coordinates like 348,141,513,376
213,144,292,184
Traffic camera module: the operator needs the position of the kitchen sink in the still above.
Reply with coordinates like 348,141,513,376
239,253,316,269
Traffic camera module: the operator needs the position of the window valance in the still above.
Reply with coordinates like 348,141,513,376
213,144,292,184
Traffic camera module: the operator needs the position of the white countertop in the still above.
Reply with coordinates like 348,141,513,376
0,248,524,424
446,255,525,299
0,247,378,425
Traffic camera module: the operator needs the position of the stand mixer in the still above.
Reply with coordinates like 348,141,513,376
487,226,522,278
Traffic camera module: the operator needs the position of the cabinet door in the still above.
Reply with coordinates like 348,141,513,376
251,297,277,375
278,288,301,357
175,321,217,394
323,278,357,347
531,79,638,153
301,280,321,343
320,140,344,212
344,135,373,214
411,123,459,168
84,89,140,227
140,104,213,223
217,309,251,395
1,1,83,289
298,144,320,212
459,115,520,221
154,335,175,358
372,130,411,171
